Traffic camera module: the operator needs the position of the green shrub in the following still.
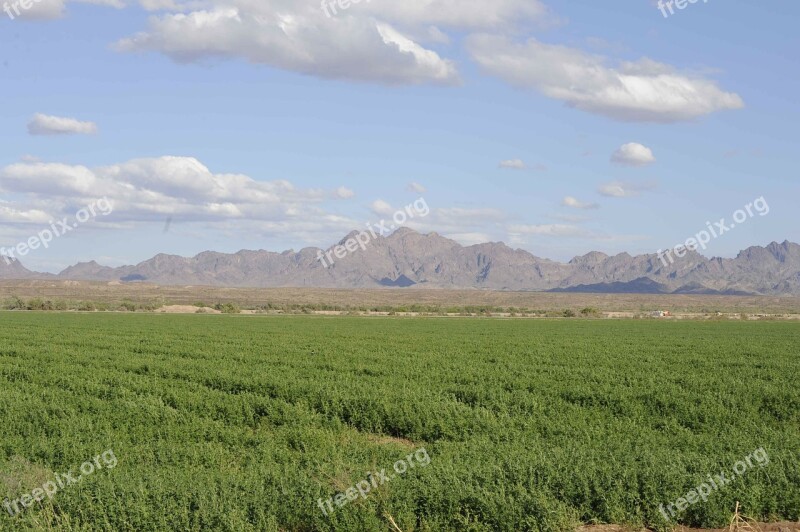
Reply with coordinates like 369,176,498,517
213,302,241,314
4,296,26,310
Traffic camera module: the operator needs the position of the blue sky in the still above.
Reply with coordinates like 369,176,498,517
1,0,798,273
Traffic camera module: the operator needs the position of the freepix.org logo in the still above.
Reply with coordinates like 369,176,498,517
656,197,768,267
1,198,113,266
317,448,431,517
657,0,708,19
4,0,46,20
320,0,371,18
3,450,118,518
316,197,429,268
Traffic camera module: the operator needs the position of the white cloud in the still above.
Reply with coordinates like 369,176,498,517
508,223,592,238
436,206,506,221
114,3,460,86
562,196,599,210
611,142,656,166
357,0,549,30
407,182,427,193
0,156,350,225
447,232,493,246
363,200,506,239
598,180,657,198
28,114,98,136
0,203,51,224
8,0,124,20
8,0,66,20
549,213,588,223
14,0,742,115
370,199,394,216
466,35,744,122
334,186,355,199
421,26,451,45
137,0,204,10
80,0,126,8
499,159,526,170
24,0,550,27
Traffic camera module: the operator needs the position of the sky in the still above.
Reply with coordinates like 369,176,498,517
0,0,798,273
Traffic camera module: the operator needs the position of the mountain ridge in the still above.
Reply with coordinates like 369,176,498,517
2,229,799,295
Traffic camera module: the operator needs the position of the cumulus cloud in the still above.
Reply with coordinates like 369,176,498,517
25,0,550,26
0,155,515,252
0,203,51,224
562,196,599,210
106,0,560,86
598,180,657,198
370,199,395,216
612,142,656,166
407,182,427,193
466,35,744,122
15,0,742,118
114,2,461,86
0,156,350,225
334,186,355,199
499,159,526,170
28,114,98,136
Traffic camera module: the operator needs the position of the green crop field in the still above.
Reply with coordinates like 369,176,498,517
1,313,798,531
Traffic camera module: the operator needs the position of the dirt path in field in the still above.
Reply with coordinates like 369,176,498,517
157,305,221,314
580,522,800,532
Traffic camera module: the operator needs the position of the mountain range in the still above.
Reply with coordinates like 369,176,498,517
2,228,800,295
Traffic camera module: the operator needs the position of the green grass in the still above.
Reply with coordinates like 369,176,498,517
0,314,798,531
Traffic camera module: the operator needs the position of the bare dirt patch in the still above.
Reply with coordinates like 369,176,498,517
365,434,418,449
157,305,220,314
0,455,52,497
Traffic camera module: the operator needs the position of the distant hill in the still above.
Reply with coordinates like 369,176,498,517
3,228,800,294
